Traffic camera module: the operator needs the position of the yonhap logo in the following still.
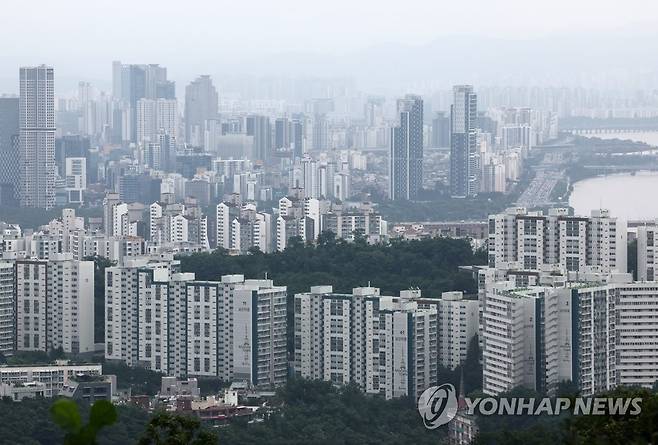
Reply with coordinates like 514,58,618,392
417,382,643,430
417,383,458,429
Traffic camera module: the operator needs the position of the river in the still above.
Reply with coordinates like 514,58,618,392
569,171,658,220
569,131,658,219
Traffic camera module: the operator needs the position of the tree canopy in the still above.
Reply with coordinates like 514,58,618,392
179,236,483,298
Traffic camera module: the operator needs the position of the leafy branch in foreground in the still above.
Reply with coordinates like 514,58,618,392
50,399,118,445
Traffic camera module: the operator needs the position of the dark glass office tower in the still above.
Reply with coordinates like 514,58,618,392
0,96,19,205
450,85,478,198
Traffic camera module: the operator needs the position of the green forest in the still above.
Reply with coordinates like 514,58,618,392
0,397,150,444
179,235,485,297
3,379,658,444
0,379,440,444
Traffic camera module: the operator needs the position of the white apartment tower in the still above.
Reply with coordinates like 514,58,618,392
19,66,55,209
615,282,658,388
294,286,437,400
637,225,658,281
185,280,223,378
481,282,541,396
294,286,383,391
216,202,238,250
419,291,478,370
105,266,287,388
16,255,94,354
216,202,272,253
232,280,288,387
488,208,626,274
65,157,86,203
15,260,48,351
482,279,619,397
105,258,180,367
0,262,14,355
379,295,438,400
136,98,178,143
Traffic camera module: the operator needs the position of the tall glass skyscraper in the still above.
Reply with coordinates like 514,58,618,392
389,95,423,201
184,75,218,145
0,96,19,205
450,85,478,198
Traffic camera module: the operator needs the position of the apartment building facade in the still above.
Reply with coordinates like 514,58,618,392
488,208,626,274
105,264,287,388
293,286,437,400
15,255,94,354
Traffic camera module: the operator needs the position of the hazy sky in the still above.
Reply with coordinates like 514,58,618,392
1,0,658,92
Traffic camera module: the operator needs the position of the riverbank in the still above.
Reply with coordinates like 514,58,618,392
549,133,658,207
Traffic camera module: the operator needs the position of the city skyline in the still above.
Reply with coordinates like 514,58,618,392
2,3,658,442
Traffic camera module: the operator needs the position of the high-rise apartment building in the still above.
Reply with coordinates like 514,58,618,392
487,207,627,274
311,116,329,151
246,115,272,163
275,195,386,251
232,280,288,387
105,264,287,388
15,260,47,352
216,201,272,253
418,291,479,371
19,66,55,208
293,286,437,400
450,85,478,198
481,273,658,397
216,202,240,250
136,98,178,144
389,95,423,200
15,255,94,354
275,194,316,251
184,75,218,146
231,207,273,254
482,282,549,396
615,282,658,388
0,262,14,356
105,257,181,367
112,62,175,142
637,225,658,280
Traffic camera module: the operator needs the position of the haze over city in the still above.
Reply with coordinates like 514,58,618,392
3,0,658,93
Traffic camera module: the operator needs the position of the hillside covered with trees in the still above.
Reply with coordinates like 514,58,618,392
4,379,658,444
179,235,485,297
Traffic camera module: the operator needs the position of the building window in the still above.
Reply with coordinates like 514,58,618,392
330,300,343,316
330,337,343,352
